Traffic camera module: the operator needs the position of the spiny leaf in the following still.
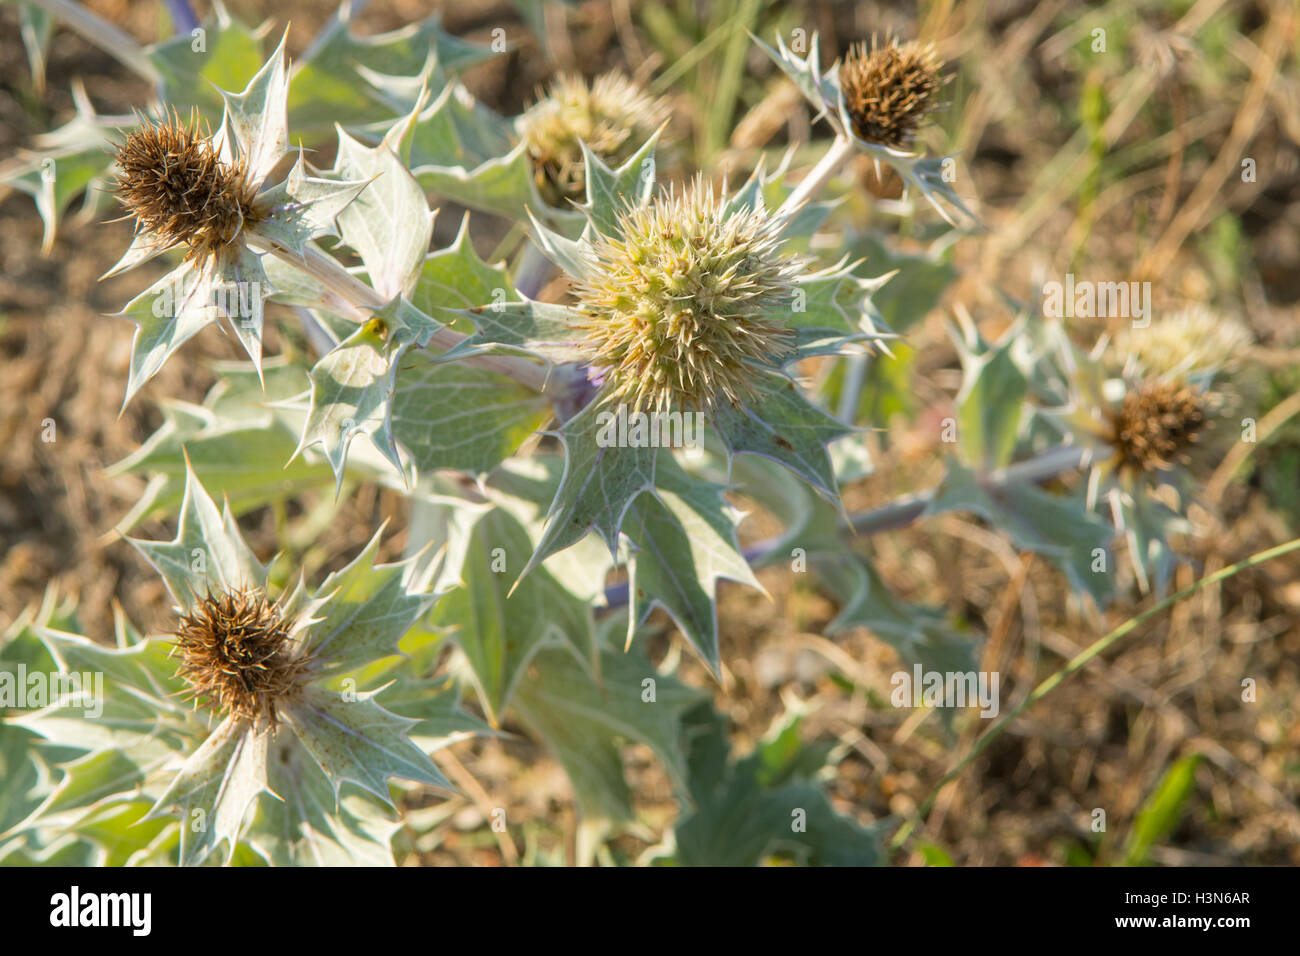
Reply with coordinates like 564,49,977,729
353,674,494,752
118,265,219,407
409,213,517,315
390,361,550,477
790,260,891,332
288,10,492,130
32,624,177,703
730,154,835,241
927,458,1116,608
431,507,593,723
415,142,542,222
953,315,1029,470
11,681,187,756
671,703,884,866
72,802,177,868
301,528,433,676
1,85,112,252
750,32,838,122
433,298,587,365
147,5,264,119
145,716,268,866
849,235,956,333
396,63,548,222
622,461,761,673
108,360,338,526
482,457,620,605
402,79,516,172
525,207,594,279
254,149,370,255
129,462,267,610
1115,491,1186,598
251,737,400,865
579,132,660,238
522,399,661,577
709,371,853,502
0,722,49,838
282,684,452,807
295,298,443,488
510,644,707,823
221,245,275,380
22,750,147,826
116,236,274,404
331,124,434,299
216,30,290,188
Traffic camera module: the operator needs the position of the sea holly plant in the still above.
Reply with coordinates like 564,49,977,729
109,33,371,400
752,31,977,227
1049,309,1253,596
1,2,497,250
2,6,1272,868
5,466,468,866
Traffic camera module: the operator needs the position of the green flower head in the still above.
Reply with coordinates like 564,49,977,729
518,71,670,208
574,175,802,413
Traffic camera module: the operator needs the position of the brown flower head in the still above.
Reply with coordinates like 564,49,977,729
1103,378,1209,477
839,36,944,150
113,110,260,270
171,588,309,730
518,72,671,208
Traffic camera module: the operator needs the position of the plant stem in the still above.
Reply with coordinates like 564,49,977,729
252,236,557,396
802,445,1087,556
513,239,555,300
888,533,1300,857
292,306,337,357
836,353,869,423
602,444,1092,609
774,134,856,223
162,0,199,34
29,0,161,84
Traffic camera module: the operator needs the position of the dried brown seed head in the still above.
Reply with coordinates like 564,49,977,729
113,110,259,269
171,588,309,730
839,37,944,150
1104,379,1209,476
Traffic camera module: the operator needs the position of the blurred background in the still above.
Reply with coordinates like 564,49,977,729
1,0,1298,865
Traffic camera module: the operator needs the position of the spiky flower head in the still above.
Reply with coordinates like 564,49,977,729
574,176,801,413
113,109,260,271
1112,305,1253,380
1101,378,1209,479
170,587,310,730
518,72,671,208
839,36,944,150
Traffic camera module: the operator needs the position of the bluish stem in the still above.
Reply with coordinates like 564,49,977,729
163,0,199,34
601,445,1090,610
